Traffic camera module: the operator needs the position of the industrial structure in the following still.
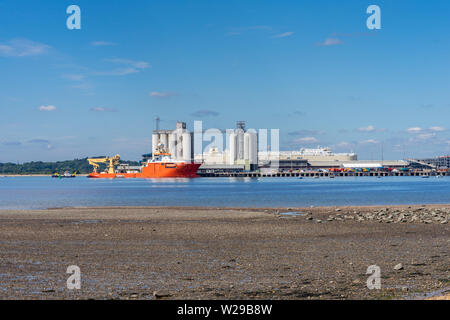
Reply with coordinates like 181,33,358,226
86,120,200,178
152,121,194,162
194,121,258,172
86,118,447,177
87,155,121,174
409,155,450,170
196,142,360,174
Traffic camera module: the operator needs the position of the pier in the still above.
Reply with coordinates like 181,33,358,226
199,170,449,178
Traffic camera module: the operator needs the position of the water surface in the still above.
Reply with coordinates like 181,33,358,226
0,176,449,210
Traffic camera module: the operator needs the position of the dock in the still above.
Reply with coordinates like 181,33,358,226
199,170,449,178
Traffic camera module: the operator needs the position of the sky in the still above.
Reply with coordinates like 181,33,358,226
0,0,449,162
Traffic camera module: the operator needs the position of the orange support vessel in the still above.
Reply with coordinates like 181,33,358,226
88,153,201,179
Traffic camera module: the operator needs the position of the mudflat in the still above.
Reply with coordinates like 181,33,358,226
0,205,448,300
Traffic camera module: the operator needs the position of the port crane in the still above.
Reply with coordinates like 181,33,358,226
87,155,121,174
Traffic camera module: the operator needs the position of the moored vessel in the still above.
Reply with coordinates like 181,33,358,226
87,148,201,179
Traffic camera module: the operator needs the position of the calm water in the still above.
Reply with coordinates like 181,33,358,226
0,176,449,210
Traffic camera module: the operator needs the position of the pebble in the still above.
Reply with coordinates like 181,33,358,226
153,290,171,298
394,263,403,270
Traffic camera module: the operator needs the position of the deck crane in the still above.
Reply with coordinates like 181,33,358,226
87,155,121,174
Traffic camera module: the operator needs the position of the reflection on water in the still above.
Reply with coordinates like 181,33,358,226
0,176,449,210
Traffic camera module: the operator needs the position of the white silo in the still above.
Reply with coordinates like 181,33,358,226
248,131,258,165
152,133,159,155
160,133,168,152
176,134,183,159
244,132,250,161
182,132,192,161
168,133,177,158
228,132,237,165
237,129,245,160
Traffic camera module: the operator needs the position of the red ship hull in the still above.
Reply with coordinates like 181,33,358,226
88,162,201,179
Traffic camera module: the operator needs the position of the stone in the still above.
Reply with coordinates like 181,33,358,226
394,263,403,270
153,290,171,298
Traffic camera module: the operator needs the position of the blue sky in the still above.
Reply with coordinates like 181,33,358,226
0,0,449,162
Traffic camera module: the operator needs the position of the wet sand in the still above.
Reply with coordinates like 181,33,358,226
0,205,448,300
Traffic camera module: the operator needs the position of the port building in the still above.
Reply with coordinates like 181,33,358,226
148,120,414,174
409,155,450,170
152,121,193,161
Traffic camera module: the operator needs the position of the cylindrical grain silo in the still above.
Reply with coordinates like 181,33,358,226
176,134,183,160
160,133,168,152
228,132,237,165
244,132,250,161
249,131,258,165
152,133,159,155
168,133,177,158
237,129,244,160
182,132,192,161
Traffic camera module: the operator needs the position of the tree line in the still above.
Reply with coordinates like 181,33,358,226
0,158,140,175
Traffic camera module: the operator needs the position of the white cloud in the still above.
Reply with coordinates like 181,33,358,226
0,39,50,57
417,133,436,140
429,126,446,132
91,41,116,46
272,32,294,38
38,105,56,112
94,58,151,76
356,125,375,132
104,58,150,69
149,91,178,98
359,139,379,145
90,107,117,112
316,38,343,46
336,141,353,148
407,127,422,133
93,68,140,76
295,137,318,144
356,125,387,133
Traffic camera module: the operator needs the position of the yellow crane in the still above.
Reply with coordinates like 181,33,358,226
87,155,121,174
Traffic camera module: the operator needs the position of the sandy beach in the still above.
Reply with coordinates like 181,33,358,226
0,205,448,300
